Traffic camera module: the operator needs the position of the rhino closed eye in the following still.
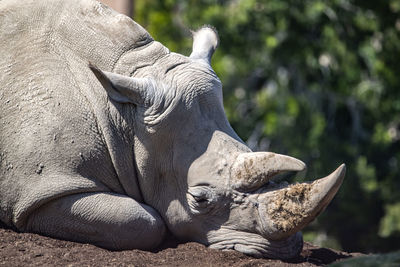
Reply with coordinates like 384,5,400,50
193,195,208,204
187,187,216,214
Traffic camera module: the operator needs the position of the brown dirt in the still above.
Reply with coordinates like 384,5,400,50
0,223,362,267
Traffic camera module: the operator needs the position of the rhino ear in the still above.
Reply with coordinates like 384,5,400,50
189,26,219,64
89,64,154,106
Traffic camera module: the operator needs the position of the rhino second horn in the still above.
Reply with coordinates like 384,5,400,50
259,164,346,240
189,26,219,64
230,152,306,191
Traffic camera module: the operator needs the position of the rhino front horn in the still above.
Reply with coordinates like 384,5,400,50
230,152,306,192
258,164,346,240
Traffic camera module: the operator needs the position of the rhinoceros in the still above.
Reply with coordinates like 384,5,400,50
0,0,346,259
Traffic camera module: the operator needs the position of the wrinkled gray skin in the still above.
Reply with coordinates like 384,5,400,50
0,0,346,259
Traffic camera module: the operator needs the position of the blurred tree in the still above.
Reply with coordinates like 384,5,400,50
134,0,400,253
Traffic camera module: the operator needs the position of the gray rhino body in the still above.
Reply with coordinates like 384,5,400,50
0,0,345,259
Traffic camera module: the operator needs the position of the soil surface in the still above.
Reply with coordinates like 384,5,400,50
0,223,362,267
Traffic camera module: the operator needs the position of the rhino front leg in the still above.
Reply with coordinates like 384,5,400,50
23,192,166,250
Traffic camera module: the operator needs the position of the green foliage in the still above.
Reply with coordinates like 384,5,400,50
134,0,400,253
379,203,400,238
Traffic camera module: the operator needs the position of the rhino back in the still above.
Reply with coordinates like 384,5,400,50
0,0,163,227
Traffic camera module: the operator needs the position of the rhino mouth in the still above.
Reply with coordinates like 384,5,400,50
208,228,303,259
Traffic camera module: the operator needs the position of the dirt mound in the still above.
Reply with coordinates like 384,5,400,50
0,224,362,266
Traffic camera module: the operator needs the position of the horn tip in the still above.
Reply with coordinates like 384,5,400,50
297,160,307,171
337,163,346,177
320,163,346,194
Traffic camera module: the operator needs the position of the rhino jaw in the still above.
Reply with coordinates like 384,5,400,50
257,164,346,240
208,230,303,259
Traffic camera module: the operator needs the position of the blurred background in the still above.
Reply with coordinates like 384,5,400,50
101,0,400,254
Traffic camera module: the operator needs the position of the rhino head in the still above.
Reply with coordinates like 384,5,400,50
90,27,345,259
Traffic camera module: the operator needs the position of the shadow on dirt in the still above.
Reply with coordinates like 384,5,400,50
290,246,352,266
